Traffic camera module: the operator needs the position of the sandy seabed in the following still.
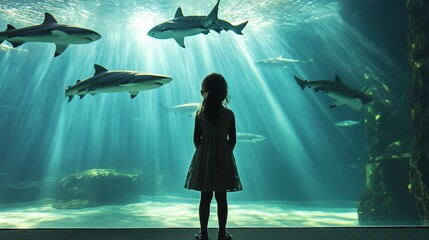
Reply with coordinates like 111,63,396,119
0,196,358,228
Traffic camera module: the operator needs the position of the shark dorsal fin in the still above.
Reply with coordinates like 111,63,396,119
335,75,343,84
175,7,184,18
204,0,219,26
6,24,16,31
43,13,58,25
94,64,109,75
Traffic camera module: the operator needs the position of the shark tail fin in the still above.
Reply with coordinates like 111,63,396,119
232,21,248,35
204,0,220,27
294,75,306,90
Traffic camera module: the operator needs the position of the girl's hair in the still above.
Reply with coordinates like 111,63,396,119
197,73,229,122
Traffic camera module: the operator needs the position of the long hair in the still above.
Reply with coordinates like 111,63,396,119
197,73,229,122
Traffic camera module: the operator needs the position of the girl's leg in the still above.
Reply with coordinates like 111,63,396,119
214,192,228,235
199,191,213,235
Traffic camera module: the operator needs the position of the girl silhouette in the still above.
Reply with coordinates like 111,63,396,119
185,73,242,240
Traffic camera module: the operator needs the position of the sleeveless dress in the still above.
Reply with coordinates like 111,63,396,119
184,109,242,192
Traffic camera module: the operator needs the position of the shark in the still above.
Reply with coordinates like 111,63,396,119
237,132,266,143
0,12,101,57
294,75,373,111
65,64,172,101
164,102,201,117
147,0,220,48
254,55,315,68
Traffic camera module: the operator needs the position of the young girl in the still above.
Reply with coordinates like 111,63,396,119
184,73,242,240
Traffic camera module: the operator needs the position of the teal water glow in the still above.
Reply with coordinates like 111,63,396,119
0,0,409,227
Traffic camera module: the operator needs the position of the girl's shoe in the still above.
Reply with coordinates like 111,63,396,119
217,232,232,240
195,232,209,240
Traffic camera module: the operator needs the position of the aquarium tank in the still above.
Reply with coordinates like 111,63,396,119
0,0,426,228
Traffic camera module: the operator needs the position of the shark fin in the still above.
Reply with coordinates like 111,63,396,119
9,41,24,48
174,37,185,48
67,96,73,102
294,75,306,90
6,24,16,31
335,75,343,84
94,64,109,74
77,80,82,84
175,7,184,18
212,27,222,33
54,43,69,57
130,91,139,98
202,30,209,35
43,13,58,25
204,0,219,27
232,21,248,35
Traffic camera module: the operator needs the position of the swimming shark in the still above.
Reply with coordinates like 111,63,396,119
294,75,373,111
254,55,315,68
237,132,266,143
147,0,220,48
0,12,101,57
65,64,172,101
164,102,200,117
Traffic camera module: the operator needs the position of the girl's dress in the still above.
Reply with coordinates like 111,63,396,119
184,109,242,192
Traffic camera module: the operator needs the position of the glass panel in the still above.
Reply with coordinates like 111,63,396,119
0,0,422,228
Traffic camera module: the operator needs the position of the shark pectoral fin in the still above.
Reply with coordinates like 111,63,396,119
129,91,139,99
175,7,184,18
174,37,185,48
10,41,24,48
54,43,69,57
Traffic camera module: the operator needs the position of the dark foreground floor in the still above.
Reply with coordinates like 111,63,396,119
0,227,428,240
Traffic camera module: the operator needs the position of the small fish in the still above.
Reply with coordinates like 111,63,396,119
334,120,360,127
237,132,266,143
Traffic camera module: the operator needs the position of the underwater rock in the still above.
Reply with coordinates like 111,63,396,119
53,169,143,209
358,157,420,225
408,0,429,225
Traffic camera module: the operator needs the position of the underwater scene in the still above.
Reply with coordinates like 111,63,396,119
0,0,417,228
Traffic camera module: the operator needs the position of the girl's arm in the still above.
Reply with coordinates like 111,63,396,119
193,115,202,148
228,113,236,150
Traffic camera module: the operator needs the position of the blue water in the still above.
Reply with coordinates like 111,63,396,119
0,0,409,227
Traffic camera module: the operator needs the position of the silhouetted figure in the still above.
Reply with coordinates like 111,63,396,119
185,73,242,240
